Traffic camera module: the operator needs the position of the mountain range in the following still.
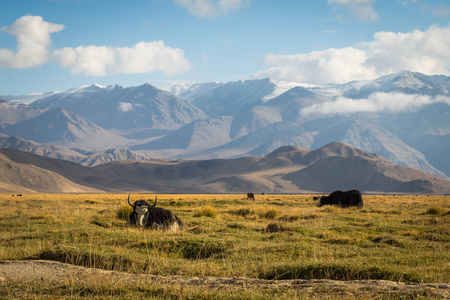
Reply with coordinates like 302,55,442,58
1,71,450,188
2,142,450,194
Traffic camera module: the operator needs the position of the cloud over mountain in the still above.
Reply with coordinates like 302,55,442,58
301,93,450,117
255,25,450,85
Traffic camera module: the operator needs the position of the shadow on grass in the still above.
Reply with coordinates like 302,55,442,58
28,249,138,272
259,263,421,282
131,238,231,259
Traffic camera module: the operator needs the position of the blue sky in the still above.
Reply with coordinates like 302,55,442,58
0,0,449,95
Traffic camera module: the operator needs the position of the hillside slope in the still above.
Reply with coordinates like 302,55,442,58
0,151,102,193
1,142,449,194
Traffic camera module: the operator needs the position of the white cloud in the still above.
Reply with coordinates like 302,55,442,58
0,15,64,68
300,93,450,117
361,25,450,76
328,0,377,22
173,0,249,18
256,25,450,85
117,102,134,112
1,15,191,77
53,41,190,76
255,47,378,84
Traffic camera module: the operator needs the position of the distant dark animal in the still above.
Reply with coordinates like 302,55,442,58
17,194,22,197
313,196,320,201
127,195,183,231
316,190,363,208
247,193,255,201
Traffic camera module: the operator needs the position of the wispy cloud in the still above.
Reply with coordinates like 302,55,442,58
328,0,378,22
255,25,450,85
0,15,191,77
430,4,450,18
300,93,450,117
0,15,64,68
172,0,249,18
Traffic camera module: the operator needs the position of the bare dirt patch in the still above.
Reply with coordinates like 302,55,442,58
1,260,449,298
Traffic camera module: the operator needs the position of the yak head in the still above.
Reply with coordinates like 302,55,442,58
316,192,326,207
128,194,157,226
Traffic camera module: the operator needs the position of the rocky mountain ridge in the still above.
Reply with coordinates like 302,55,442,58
1,71,449,181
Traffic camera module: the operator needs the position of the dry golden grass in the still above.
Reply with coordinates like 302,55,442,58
0,193,449,298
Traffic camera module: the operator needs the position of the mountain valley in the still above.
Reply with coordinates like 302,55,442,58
1,71,450,191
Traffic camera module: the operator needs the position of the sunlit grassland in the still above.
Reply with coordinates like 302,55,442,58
0,193,449,298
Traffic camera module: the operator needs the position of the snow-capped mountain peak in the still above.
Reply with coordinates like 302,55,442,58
1,71,450,180
262,79,318,102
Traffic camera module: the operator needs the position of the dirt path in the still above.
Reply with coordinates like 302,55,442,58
1,260,449,298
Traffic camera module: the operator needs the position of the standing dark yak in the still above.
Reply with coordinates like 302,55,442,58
316,190,363,208
127,195,183,230
247,193,255,201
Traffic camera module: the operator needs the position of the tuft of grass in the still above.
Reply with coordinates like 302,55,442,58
265,222,285,233
193,205,218,218
425,206,447,215
231,207,255,217
169,200,180,206
116,204,133,220
259,208,278,219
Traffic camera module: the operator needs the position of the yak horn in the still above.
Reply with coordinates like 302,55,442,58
149,195,157,209
127,194,134,208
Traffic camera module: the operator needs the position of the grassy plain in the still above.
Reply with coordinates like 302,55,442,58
0,193,449,298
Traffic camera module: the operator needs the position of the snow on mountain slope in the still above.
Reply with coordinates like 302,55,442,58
191,78,276,116
163,81,222,102
31,83,207,130
342,71,450,99
261,79,318,101
171,78,309,117
0,100,43,126
2,71,450,179
0,91,61,105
